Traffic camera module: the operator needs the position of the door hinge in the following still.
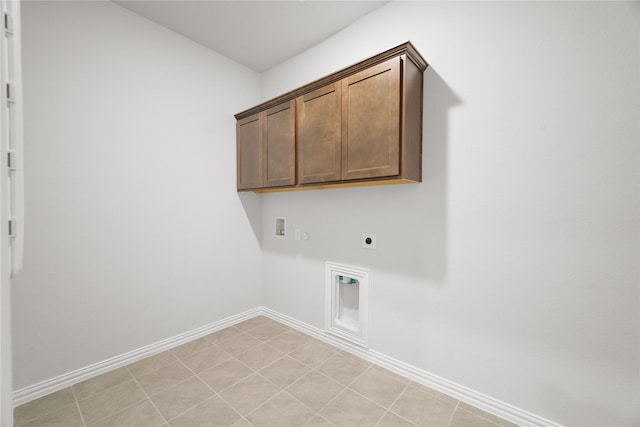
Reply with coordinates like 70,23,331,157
7,150,15,170
6,82,15,103
3,12,12,34
8,219,16,238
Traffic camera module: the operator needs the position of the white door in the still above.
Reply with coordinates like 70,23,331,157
1,0,24,424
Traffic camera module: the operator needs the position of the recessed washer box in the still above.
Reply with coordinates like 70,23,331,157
325,262,369,347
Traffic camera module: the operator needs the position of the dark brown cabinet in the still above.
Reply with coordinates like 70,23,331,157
236,100,295,190
341,56,401,181
297,82,342,184
235,42,427,192
236,113,262,190
263,100,295,187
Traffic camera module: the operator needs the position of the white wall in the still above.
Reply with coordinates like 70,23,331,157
12,2,640,426
12,1,263,390
260,2,640,426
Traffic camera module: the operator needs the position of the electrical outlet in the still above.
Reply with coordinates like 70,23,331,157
362,233,376,249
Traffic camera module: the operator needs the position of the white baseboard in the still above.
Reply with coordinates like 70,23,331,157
13,305,560,427
12,307,262,407
260,307,562,427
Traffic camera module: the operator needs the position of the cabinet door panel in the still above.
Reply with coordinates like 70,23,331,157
237,113,262,190
297,82,341,184
264,100,296,187
342,57,400,180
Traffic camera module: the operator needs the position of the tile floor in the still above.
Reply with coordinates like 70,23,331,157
14,316,518,427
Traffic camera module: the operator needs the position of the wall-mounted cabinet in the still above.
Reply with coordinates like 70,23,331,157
235,41,427,192
236,100,295,190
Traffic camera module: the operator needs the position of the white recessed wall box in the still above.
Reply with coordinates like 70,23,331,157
325,262,369,347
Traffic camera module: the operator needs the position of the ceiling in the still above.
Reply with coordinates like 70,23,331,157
114,1,389,72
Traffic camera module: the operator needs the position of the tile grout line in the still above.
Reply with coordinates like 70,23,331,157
70,386,88,427
208,332,329,426
445,400,461,427
14,401,79,427
158,357,224,424
342,371,414,426
307,357,378,423
165,394,224,425
79,383,154,426
164,337,282,425
125,365,169,427
239,372,303,424
243,349,366,427
206,318,299,424
372,379,416,427
130,351,178,379
274,345,346,416
219,349,320,424
73,372,148,426
455,406,508,427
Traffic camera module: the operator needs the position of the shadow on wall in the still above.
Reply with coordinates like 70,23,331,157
238,191,262,248
538,384,638,427
410,66,461,280
240,66,461,282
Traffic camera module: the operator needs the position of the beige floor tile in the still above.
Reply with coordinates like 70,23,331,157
15,321,517,427
449,407,503,427
14,387,75,426
457,402,519,427
304,415,335,426
78,379,147,425
376,411,416,426
316,353,369,386
408,382,457,405
171,337,214,359
244,322,288,341
234,316,271,331
286,371,344,411
289,341,336,368
333,350,371,365
168,395,241,427
72,367,132,400
320,389,386,427
236,343,285,371
198,358,254,392
246,392,314,427
266,330,310,353
216,333,262,356
349,367,407,408
19,404,83,427
137,361,193,396
369,365,411,385
389,383,457,427
219,374,281,416
150,376,214,421
205,327,243,345
90,399,165,427
259,356,311,388
128,351,178,378
180,344,232,373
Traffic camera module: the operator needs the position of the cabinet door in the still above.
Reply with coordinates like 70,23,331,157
237,113,263,190
342,56,401,180
263,100,296,187
297,82,341,184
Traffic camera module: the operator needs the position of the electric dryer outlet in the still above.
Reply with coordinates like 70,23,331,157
362,233,376,249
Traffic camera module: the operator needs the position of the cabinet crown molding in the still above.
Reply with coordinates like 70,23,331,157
235,41,427,120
